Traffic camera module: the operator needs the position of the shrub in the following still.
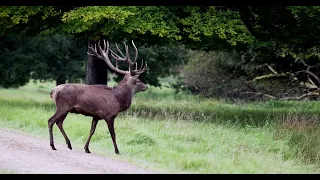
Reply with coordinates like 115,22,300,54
173,50,247,100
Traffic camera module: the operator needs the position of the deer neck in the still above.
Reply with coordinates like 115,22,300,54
113,84,134,112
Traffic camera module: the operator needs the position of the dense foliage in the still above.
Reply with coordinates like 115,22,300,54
1,6,320,100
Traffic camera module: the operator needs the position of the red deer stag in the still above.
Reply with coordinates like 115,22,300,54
47,39,148,154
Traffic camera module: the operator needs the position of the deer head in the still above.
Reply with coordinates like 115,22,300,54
87,40,148,94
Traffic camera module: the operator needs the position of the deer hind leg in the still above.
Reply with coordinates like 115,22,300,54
56,113,71,150
48,110,68,150
105,117,120,155
84,118,99,153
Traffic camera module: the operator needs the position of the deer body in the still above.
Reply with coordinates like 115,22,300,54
51,82,136,118
47,40,148,154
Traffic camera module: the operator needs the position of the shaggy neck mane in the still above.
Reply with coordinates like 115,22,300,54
113,77,129,88
112,79,133,111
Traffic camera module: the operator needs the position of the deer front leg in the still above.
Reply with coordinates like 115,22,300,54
48,111,68,150
105,118,120,154
84,118,99,153
56,116,72,150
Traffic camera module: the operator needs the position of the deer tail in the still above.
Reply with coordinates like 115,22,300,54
50,88,54,99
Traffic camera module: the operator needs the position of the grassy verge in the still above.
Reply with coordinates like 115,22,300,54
0,169,15,174
0,81,320,173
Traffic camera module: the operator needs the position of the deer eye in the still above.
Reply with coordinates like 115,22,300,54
133,79,138,84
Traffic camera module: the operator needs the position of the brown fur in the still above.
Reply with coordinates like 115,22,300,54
47,74,148,154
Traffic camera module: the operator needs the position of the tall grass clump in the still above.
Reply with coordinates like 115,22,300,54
274,112,320,164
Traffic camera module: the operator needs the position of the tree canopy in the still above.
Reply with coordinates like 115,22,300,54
0,6,252,88
209,6,320,100
0,6,252,49
2,6,320,100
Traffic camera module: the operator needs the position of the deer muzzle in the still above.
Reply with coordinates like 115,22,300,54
142,84,148,91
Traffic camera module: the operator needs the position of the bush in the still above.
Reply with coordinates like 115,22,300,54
173,50,247,100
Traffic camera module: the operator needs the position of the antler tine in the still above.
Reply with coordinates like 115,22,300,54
88,39,129,76
140,61,147,72
110,43,129,62
137,61,147,74
109,48,119,58
88,39,147,76
138,59,144,71
109,42,134,73
124,43,137,73
110,41,134,65
135,61,138,71
87,42,102,59
131,40,138,65
131,60,147,75
134,59,143,71
110,50,126,61
106,42,121,68
103,39,107,52
125,43,132,64
115,43,126,58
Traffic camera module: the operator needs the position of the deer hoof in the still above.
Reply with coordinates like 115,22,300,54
85,149,91,153
50,145,57,150
67,144,72,150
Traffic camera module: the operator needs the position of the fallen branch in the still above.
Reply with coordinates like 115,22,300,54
240,91,277,100
248,64,318,89
278,92,320,100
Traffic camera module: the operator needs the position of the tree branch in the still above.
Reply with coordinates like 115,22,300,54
240,91,277,100
295,68,320,87
278,92,320,100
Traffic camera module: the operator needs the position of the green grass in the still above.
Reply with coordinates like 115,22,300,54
0,81,320,173
0,169,15,174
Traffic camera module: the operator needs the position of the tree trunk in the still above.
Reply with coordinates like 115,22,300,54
85,39,108,85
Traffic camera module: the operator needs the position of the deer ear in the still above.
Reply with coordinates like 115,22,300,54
131,75,139,83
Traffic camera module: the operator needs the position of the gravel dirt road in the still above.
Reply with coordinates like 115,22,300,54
0,128,159,174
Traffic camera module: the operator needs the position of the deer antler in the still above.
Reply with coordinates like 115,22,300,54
108,40,146,75
87,40,147,76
